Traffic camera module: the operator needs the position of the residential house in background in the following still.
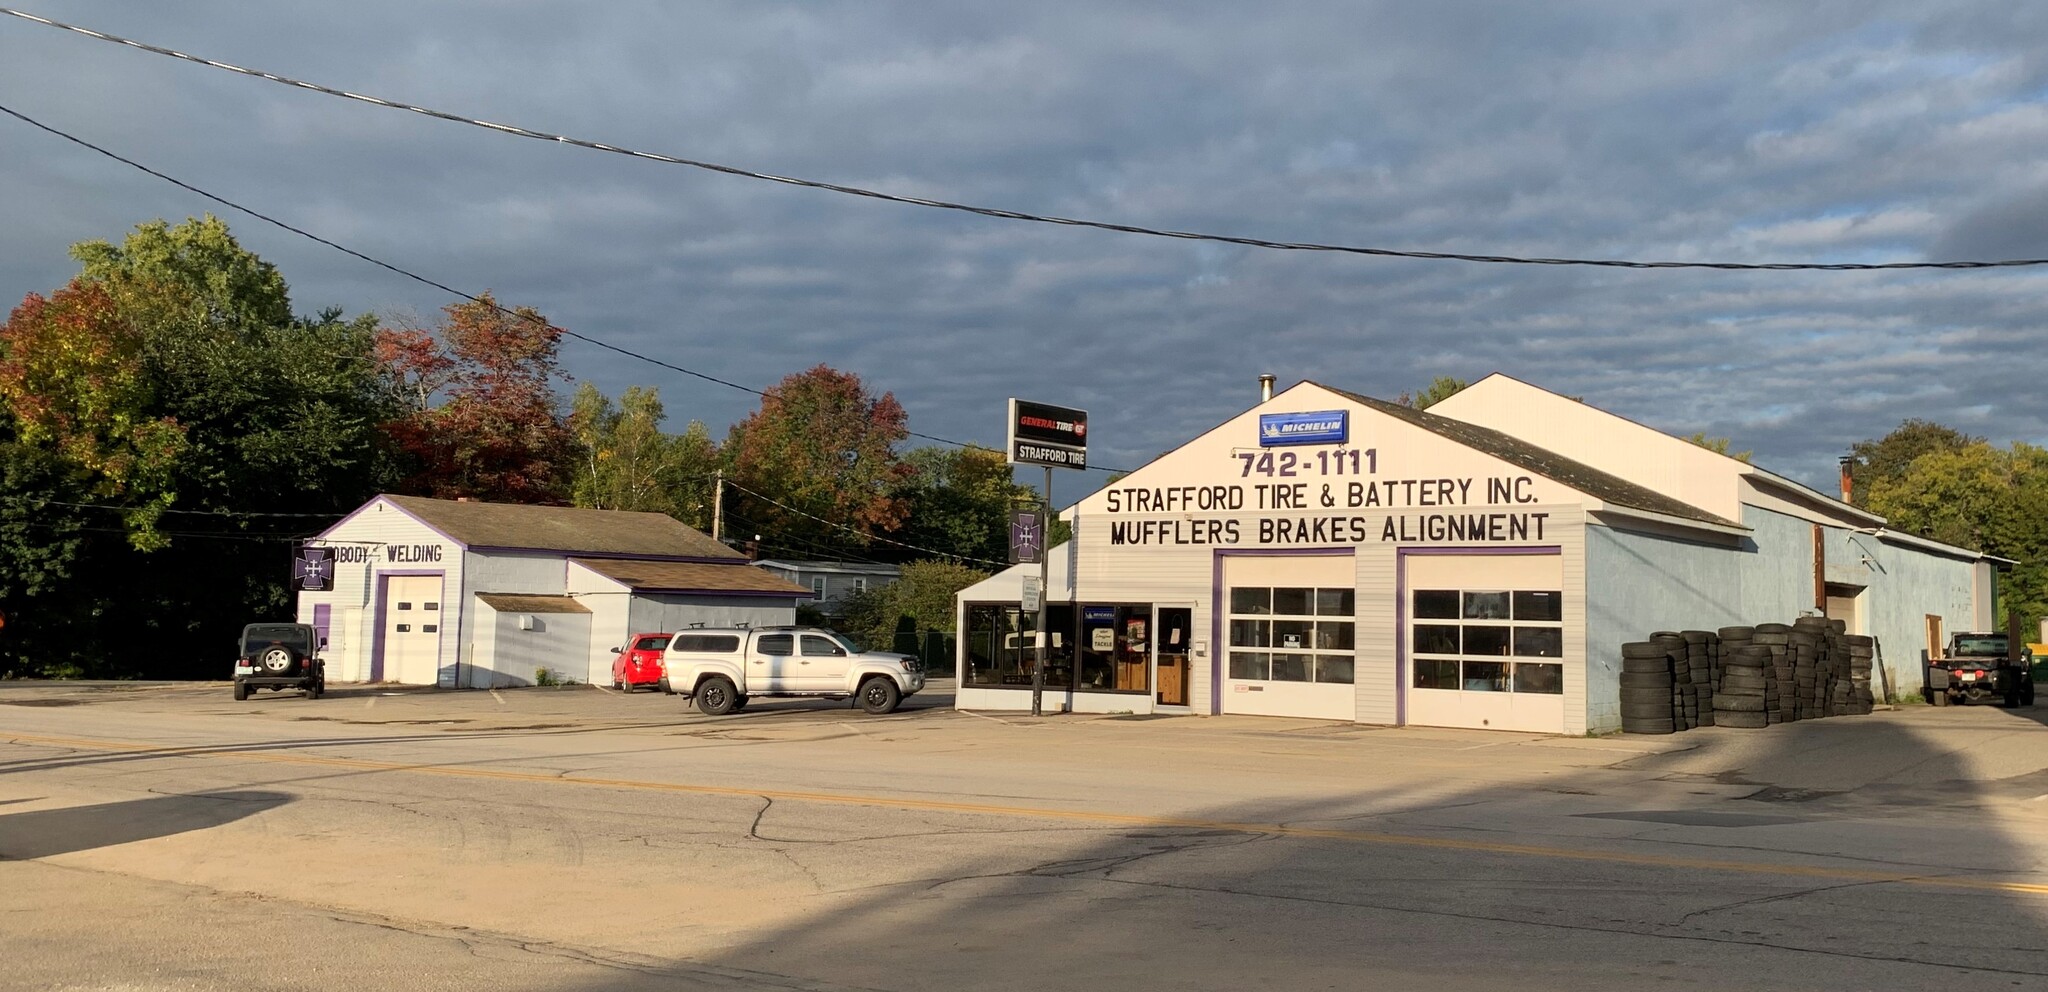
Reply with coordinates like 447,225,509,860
755,560,902,616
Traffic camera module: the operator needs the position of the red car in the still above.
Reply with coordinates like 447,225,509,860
610,632,672,692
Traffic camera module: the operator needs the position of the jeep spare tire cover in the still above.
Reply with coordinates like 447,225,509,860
259,644,298,674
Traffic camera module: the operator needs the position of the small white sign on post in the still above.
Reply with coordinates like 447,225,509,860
1022,575,1042,613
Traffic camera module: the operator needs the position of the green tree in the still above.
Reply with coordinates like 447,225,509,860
1683,432,1752,463
0,217,399,678
891,446,1039,564
568,382,719,520
1399,376,1469,410
725,365,911,553
833,559,990,649
1861,438,2048,623
1848,419,1981,498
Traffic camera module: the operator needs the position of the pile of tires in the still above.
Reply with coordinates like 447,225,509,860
1618,618,1880,733
1619,640,1677,734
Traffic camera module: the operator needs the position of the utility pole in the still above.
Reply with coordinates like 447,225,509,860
711,468,724,542
1031,465,1051,717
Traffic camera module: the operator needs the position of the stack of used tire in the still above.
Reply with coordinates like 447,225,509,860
1753,622,1793,724
1790,618,1830,720
1650,632,1699,731
1844,632,1876,714
1710,629,1770,728
1619,640,1678,734
1681,630,1717,727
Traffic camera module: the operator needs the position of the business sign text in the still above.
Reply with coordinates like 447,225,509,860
1259,410,1348,447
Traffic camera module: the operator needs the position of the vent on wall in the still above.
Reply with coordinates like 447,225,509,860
518,614,537,631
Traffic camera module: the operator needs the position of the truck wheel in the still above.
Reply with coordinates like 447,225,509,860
233,681,249,701
258,645,298,675
859,676,901,715
695,676,739,716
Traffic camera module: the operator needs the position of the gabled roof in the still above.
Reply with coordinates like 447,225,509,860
755,559,903,577
475,593,591,614
571,558,810,597
1316,384,1743,531
374,495,742,560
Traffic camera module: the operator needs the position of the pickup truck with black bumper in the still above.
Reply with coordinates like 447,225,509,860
662,626,924,715
1926,632,2034,707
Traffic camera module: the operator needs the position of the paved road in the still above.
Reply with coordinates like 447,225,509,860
3,680,2047,991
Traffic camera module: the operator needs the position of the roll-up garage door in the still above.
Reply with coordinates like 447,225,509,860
1222,553,1356,720
1403,552,1565,733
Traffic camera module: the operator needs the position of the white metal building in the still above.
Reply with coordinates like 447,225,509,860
956,375,2000,734
297,495,808,688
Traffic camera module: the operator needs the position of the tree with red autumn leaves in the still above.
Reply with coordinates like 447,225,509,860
376,294,575,503
724,365,912,553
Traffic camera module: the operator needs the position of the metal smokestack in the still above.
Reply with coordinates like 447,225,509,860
1838,456,1854,505
1259,373,1276,402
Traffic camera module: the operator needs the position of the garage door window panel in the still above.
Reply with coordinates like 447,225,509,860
1225,583,1356,688
1410,586,1564,696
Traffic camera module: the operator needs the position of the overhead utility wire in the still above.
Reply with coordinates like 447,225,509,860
0,102,1117,470
6,9,2048,273
721,479,1007,567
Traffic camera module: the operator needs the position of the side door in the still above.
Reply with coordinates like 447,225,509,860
799,633,854,692
751,633,798,692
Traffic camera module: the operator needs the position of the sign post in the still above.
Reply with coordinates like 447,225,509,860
1008,399,1089,717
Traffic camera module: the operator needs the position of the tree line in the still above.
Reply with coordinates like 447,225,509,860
0,217,1029,679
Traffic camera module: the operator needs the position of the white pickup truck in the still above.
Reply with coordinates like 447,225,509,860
662,626,925,715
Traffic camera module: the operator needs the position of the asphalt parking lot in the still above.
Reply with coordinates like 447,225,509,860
5,678,2048,991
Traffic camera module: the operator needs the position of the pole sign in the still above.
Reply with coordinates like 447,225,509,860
1021,575,1042,613
1008,398,1089,470
1009,509,1045,564
293,544,334,592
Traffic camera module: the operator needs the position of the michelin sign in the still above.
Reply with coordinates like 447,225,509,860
1258,410,1348,447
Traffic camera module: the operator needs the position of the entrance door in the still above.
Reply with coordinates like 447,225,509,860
380,575,443,684
1156,607,1193,706
1824,584,1864,635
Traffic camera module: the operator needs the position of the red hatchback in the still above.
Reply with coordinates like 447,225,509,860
610,632,672,692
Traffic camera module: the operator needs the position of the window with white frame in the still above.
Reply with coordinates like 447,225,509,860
1226,586,1356,684
1410,589,1563,694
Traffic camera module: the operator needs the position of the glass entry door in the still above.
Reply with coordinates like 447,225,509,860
1156,607,1193,706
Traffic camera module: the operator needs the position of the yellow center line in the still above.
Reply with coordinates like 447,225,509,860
11,730,2048,897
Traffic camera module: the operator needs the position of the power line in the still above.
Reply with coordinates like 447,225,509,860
5,8,2045,273
0,99,1127,471
722,479,1007,567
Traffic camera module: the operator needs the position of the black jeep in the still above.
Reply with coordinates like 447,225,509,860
234,623,326,700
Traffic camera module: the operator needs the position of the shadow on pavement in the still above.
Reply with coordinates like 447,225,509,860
0,790,290,860
580,705,2048,990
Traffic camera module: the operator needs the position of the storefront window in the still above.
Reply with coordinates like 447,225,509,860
1078,604,1150,693
1411,588,1565,695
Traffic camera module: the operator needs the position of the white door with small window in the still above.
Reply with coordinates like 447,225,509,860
1403,553,1564,733
1222,554,1357,720
381,575,444,685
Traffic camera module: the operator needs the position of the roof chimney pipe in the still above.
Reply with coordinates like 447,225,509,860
1838,456,1854,505
1259,373,1276,402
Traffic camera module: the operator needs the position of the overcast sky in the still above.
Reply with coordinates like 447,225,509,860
4,1,2047,502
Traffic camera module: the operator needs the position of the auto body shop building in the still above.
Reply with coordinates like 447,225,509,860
956,375,2001,733
296,495,807,688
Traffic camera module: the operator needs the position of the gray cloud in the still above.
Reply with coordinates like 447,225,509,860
4,0,2048,504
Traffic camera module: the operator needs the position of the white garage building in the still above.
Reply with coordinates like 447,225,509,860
956,375,2001,734
296,495,807,688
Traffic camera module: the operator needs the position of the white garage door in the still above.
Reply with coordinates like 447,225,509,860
1404,553,1565,733
1222,554,1356,721
381,575,445,685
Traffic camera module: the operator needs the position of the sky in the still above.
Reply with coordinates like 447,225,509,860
4,1,2048,504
